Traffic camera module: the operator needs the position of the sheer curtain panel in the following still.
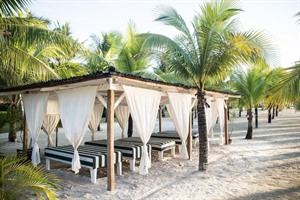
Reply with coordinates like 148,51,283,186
22,93,49,166
216,98,227,145
115,105,130,138
42,95,60,147
167,92,192,159
123,86,162,175
88,103,104,140
57,86,98,174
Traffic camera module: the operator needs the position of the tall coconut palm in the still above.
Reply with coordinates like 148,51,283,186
1,13,84,141
230,67,270,139
85,31,122,73
267,62,300,108
141,0,274,170
115,21,161,80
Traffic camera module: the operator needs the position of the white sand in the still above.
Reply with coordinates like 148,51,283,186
0,109,299,199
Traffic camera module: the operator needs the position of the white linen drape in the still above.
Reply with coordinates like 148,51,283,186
42,95,60,147
115,105,130,138
23,93,49,166
88,103,104,141
57,86,97,174
123,86,162,175
42,115,60,147
167,92,192,159
216,98,227,145
210,101,219,139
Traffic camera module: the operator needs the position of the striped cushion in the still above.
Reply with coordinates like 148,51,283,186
45,145,122,168
85,140,151,159
152,130,199,145
118,137,175,152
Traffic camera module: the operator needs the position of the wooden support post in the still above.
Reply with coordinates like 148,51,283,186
224,100,229,145
23,113,28,154
55,127,58,147
107,89,115,191
187,111,192,160
159,105,162,132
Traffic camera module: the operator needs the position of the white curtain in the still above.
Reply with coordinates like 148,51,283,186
43,95,60,147
216,98,227,145
167,92,192,159
123,86,162,175
57,86,97,174
23,93,49,166
115,105,130,138
88,103,104,141
210,100,219,140
42,115,60,147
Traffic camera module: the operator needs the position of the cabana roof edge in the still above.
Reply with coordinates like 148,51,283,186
0,70,240,98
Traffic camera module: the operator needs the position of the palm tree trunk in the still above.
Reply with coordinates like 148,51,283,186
239,108,242,117
197,89,208,171
276,106,279,117
272,107,275,119
268,107,272,123
255,106,258,128
245,109,253,139
127,114,133,137
8,104,19,142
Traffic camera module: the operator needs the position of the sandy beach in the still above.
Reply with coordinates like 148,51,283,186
0,109,299,200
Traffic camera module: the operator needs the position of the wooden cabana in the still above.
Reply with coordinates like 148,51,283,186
0,70,240,191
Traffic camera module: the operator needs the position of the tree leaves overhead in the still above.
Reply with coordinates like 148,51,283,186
142,0,275,91
0,0,31,17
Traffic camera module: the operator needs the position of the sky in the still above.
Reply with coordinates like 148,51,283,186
30,0,300,68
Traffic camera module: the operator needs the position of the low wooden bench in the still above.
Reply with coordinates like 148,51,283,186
84,140,151,172
44,145,122,183
118,137,176,161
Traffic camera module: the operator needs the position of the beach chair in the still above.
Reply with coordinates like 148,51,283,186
117,137,176,161
44,145,122,183
152,130,199,151
84,140,151,172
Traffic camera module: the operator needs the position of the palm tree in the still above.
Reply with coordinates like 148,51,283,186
0,154,60,199
85,31,122,73
0,12,83,141
0,0,31,18
267,62,300,109
230,67,270,139
141,0,274,170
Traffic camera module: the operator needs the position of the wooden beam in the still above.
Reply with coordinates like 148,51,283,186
96,94,107,108
159,105,162,132
224,100,229,145
107,90,115,191
114,93,125,109
187,111,193,160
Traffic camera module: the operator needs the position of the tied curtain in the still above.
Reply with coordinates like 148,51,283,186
216,98,227,145
115,105,129,138
23,93,49,166
42,115,60,147
123,85,162,175
167,92,192,159
88,103,104,141
57,86,97,174
42,95,60,147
